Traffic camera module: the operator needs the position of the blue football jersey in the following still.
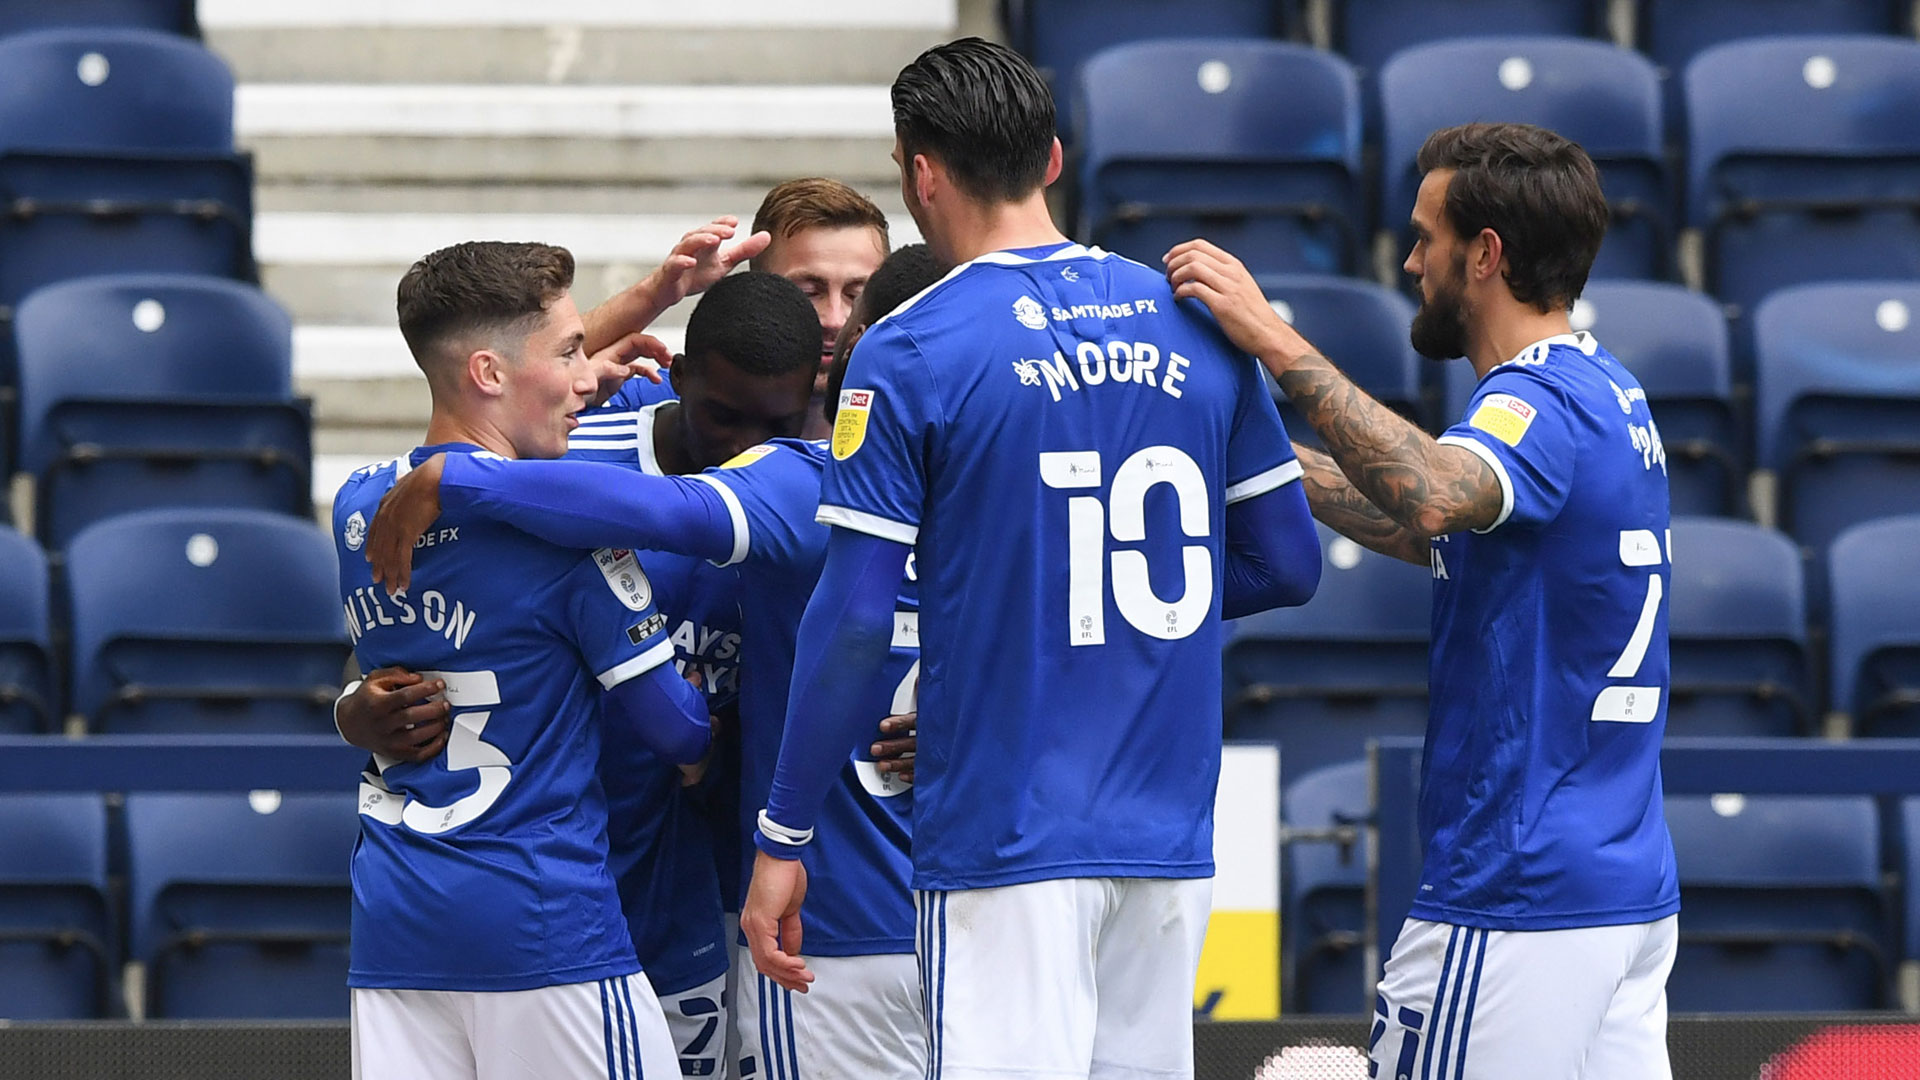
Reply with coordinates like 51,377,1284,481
697,439,919,956
335,444,678,991
566,400,739,989
818,242,1301,892
1422,332,1679,930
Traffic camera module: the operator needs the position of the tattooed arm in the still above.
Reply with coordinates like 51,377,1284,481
1164,239,1503,540
1294,443,1431,565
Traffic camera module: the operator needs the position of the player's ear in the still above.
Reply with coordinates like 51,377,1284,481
912,153,938,207
468,348,509,397
1043,137,1064,187
1472,227,1504,284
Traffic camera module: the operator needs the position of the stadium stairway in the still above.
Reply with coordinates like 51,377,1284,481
200,0,996,517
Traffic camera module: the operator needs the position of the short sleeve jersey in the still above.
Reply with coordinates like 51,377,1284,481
817,243,1301,892
565,399,738,990
696,439,919,955
334,444,678,991
1422,332,1679,930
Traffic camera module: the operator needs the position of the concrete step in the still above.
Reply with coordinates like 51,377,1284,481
203,0,955,85
254,208,921,325
256,181,909,217
237,83,900,185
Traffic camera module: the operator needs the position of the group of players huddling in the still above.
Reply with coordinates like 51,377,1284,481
333,37,1677,1080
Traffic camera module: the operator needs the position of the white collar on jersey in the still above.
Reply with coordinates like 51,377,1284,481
1495,330,1600,372
633,401,665,476
876,242,1112,330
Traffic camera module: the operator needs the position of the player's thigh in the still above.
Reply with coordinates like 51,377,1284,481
352,988,474,1080
781,952,924,1080
923,880,1104,1080
1088,877,1212,1080
654,972,728,1078
1372,919,1644,1080
470,974,676,1080
1582,916,1677,1080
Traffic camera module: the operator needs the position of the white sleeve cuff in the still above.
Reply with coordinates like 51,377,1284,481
1436,434,1515,533
1225,458,1305,504
757,809,814,847
334,679,363,744
816,504,919,545
595,638,678,690
689,473,750,567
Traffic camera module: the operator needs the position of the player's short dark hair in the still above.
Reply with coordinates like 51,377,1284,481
892,37,1054,203
825,244,946,420
684,271,820,378
1415,122,1608,313
855,243,943,328
396,241,574,377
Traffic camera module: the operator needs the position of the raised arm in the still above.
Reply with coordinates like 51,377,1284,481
366,453,738,594
1166,240,1502,541
581,216,770,355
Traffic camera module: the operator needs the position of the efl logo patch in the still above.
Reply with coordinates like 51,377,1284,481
833,388,874,460
1469,392,1537,447
593,548,652,612
626,612,668,646
719,444,774,470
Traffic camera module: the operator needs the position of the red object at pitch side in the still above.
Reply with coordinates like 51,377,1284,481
1760,1024,1920,1080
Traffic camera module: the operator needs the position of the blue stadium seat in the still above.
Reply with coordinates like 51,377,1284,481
0,0,198,38
1901,798,1920,968
1573,283,1740,516
1685,37,1920,369
1075,41,1363,276
0,527,56,733
126,791,357,1018
0,28,254,356
1334,0,1601,78
1256,275,1426,438
1753,282,1920,570
1380,37,1671,282
1224,525,1430,787
1665,793,1889,1011
1667,518,1812,736
0,793,114,1018
15,273,310,550
1282,760,1369,1014
64,508,349,735
1829,516,1920,738
1637,0,1904,92
1008,0,1291,132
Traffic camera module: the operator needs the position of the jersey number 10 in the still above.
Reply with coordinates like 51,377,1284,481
1041,446,1212,646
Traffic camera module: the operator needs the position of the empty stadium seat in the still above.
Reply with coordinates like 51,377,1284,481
1283,760,1369,1014
1009,0,1291,131
15,273,310,549
1380,38,1671,281
126,791,357,1019
1901,798,1920,969
1334,0,1601,78
1664,793,1889,1011
1753,282,1920,568
0,793,114,1019
64,508,348,735
1572,283,1741,515
1829,516,1920,738
0,28,254,341
0,527,56,733
1224,525,1430,787
1667,518,1812,736
1075,41,1363,276
1637,0,1904,86
0,0,198,38
1685,37,1920,367
1257,275,1427,437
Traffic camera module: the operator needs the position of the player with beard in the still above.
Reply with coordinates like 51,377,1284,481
1166,121,1677,1080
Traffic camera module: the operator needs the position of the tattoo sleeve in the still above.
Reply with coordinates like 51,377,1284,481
1276,353,1503,539
1294,445,1431,566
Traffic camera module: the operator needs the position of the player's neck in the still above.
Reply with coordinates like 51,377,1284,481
650,402,698,476
937,194,1068,266
1467,306,1574,380
422,411,518,459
